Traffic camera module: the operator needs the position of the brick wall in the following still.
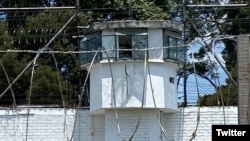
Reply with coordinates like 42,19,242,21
0,106,238,141
0,108,75,141
105,109,163,141
164,106,238,141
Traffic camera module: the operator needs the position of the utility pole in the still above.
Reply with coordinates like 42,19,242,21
129,0,133,20
183,0,187,107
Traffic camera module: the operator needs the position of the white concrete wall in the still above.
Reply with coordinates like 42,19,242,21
0,108,75,141
0,106,238,141
90,61,179,113
148,28,163,60
102,29,116,58
105,109,162,141
163,106,238,141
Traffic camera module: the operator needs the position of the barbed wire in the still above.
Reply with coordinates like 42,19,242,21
0,45,187,54
0,2,240,107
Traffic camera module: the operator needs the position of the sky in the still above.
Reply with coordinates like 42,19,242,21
177,36,231,105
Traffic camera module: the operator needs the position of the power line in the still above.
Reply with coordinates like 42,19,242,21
0,6,76,11
0,11,80,100
0,45,187,54
186,4,249,7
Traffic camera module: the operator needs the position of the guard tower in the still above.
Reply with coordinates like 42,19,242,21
79,20,184,141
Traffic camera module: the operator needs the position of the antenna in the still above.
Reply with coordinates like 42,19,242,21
129,0,132,20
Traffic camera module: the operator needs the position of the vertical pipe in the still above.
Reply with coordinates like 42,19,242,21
183,0,187,107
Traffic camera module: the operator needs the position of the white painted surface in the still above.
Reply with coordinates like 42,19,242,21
0,106,238,141
163,106,238,141
105,109,161,141
148,28,163,60
0,108,75,141
102,29,116,58
90,61,179,113
88,26,181,114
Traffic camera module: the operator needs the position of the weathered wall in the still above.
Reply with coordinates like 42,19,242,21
0,106,237,141
90,61,179,113
164,106,238,141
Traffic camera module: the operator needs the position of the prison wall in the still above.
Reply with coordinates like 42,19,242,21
0,106,237,141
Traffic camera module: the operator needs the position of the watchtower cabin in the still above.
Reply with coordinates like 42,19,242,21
79,20,184,141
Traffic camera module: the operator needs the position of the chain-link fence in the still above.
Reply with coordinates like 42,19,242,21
0,5,238,108
177,39,237,106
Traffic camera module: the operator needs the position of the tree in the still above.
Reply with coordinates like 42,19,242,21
132,0,168,20
199,1,250,106
0,1,91,107
0,0,176,107
188,1,250,106
176,0,241,106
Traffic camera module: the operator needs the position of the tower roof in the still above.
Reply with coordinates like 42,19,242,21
86,20,183,33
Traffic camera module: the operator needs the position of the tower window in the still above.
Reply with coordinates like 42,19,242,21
169,77,175,83
118,35,132,58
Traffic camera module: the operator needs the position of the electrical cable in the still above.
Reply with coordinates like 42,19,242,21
212,36,236,124
211,38,221,107
226,42,237,106
0,57,35,99
69,49,100,141
215,69,226,124
15,109,26,141
0,59,23,141
0,45,187,54
125,64,129,96
127,50,147,141
0,11,80,100
25,46,69,141
25,46,41,141
188,52,201,141
0,7,76,11
186,17,238,87
102,48,121,135
50,51,70,139
0,60,16,108
146,50,174,141
188,33,231,124
0,11,80,141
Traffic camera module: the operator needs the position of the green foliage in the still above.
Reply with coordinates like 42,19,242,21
180,1,240,106
0,53,31,105
0,21,12,50
132,0,168,20
0,0,176,107
221,1,250,34
26,65,72,106
200,85,237,106
198,2,247,106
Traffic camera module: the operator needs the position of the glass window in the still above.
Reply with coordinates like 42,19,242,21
87,37,101,61
169,36,177,59
118,35,132,58
79,32,101,65
79,41,88,64
163,30,185,62
102,35,116,58
177,39,185,62
80,29,148,64
132,35,147,59
116,35,147,59
115,28,148,59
